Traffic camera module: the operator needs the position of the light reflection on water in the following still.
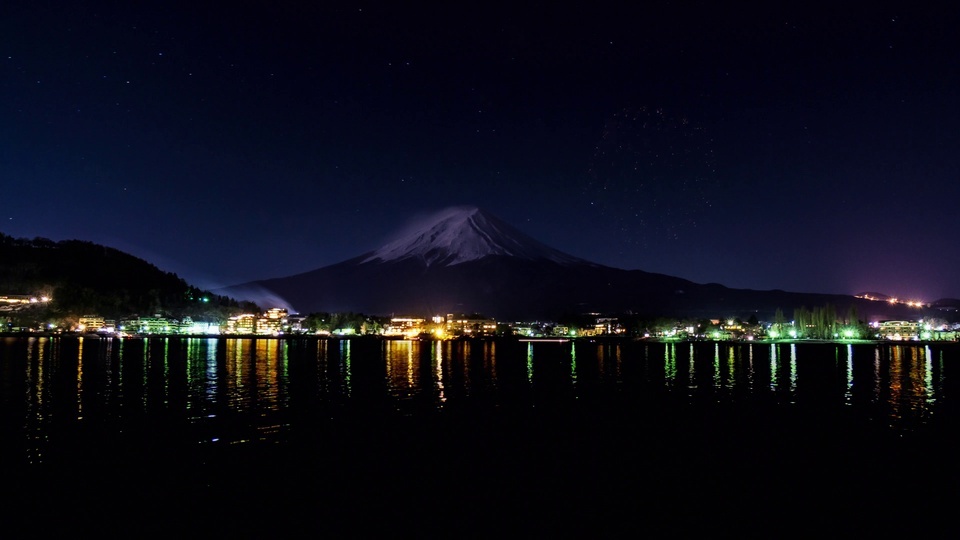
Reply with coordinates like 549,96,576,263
1,336,958,464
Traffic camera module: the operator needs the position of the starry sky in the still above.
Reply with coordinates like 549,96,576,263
3,2,959,302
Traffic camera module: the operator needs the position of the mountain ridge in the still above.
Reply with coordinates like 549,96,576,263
215,207,954,322
2,223,953,325
0,232,257,322
360,206,590,267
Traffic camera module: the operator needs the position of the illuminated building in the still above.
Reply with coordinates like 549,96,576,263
121,316,176,335
383,317,426,338
257,308,288,335
595,317,625,335
78,315,105,332
179,317,221,335
445,314,497,337
225,314,257,335
876,320,921,340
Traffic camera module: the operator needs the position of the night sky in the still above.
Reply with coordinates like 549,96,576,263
3,2,958,302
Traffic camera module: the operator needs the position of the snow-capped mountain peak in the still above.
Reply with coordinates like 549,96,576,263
362,206,586,267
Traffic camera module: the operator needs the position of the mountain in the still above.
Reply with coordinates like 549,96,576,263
360,206,589,267
0,232,257,320
216,207,946,322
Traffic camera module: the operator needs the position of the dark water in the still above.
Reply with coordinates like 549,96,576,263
2,335,958,537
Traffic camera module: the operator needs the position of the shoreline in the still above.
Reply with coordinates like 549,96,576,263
2,332,957,345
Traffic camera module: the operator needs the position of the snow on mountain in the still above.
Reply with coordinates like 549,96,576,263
361,206,588,267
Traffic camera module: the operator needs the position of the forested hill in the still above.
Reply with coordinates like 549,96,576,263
0,233,258,320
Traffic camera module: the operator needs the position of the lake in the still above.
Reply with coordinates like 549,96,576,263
2,335,958,537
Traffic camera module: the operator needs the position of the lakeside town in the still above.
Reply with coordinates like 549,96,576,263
3,294,958,342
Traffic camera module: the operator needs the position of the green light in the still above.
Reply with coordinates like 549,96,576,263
768,330,779,339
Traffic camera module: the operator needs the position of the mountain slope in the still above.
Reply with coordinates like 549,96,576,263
216,207,943,322
362,206,589,267
0,232,257,320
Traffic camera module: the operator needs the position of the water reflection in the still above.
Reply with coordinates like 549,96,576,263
1,336,958,463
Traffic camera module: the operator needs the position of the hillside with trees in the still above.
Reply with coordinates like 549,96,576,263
0,233,259,328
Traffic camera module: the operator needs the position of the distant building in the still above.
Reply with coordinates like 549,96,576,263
225,314,257,335
384,317,426,338
287,314,307,333
121,316,177,335
78,315,105,332
222,308,291,335
876,320,920,340
446,315,497,336
594,317,626,335
179,317,221,335
509,323,539,337
257,308,288,335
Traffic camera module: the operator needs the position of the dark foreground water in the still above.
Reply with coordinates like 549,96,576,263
2,335,958,537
